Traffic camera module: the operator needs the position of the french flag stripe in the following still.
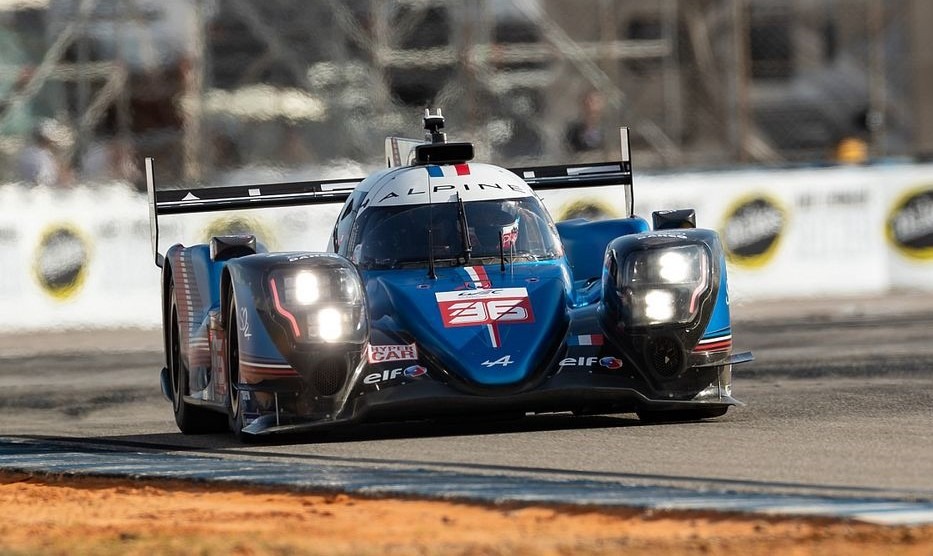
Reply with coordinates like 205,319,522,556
455,163,470,176
426,165,444,178
487,324,500,348
694,335,732,352
464,266,491,288
698,334,731,345
570,334,604,346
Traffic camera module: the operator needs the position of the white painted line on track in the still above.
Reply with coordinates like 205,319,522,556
2,437,932,525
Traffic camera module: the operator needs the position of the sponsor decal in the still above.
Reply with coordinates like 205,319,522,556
403,365,427,378
481,355,514,367
643,232,689,241
364,365,427,384
436,288,534,348
288,253,328,262
568,334,604,346
33,223,91,300
434,288,534,348
367,343,419,364
887,186,933,260
500,219,520,250
368,181,532,206
720,194,785,268
436,288,533,326
238,306,253,338
559,356,598,368
558,356,624,370
599,356,624,370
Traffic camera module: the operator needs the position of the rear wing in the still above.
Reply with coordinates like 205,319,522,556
147,128,633,268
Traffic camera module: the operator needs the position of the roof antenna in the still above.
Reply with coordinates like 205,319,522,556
424,108,446,144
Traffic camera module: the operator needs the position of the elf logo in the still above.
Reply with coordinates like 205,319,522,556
363,365,427,384
558,356,624,369
559,356,598,367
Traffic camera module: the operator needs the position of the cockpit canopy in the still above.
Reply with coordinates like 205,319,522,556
350,197,563,270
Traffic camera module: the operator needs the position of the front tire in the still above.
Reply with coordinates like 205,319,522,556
168,278,227,434
226,296,253,441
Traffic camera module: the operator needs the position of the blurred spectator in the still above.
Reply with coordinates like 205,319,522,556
81,137,142,185
16,120,74,187
209,131,243,170
278,126,315,166
565,89,606,153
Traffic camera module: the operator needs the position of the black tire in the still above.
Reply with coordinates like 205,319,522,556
226,296,253,441
168,279,227,434
636,406,729,424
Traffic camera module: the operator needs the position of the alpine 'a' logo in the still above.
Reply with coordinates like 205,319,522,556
435,288,534,348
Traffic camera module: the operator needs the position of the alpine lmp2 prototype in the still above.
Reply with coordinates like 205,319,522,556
147,110,752,440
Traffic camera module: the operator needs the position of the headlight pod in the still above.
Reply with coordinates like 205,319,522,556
268,267,367,344
623,245,709,326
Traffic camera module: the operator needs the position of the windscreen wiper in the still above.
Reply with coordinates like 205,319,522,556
456,193,472,265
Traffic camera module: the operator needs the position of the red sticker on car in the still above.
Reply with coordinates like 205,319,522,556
367,343,419,364
435,288,534,328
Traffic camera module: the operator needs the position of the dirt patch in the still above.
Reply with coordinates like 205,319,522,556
0,471,930,556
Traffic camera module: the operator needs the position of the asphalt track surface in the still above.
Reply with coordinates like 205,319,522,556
1,292,932,517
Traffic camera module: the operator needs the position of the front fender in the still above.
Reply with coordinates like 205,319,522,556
224,252,369,396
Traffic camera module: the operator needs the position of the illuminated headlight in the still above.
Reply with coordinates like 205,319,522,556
269,267,367,343
623,245,709,326
316,308,343,342
643,289,676,322
292,272,319,304
626,245,706,285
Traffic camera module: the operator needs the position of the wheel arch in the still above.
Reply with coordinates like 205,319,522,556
220,266,235,331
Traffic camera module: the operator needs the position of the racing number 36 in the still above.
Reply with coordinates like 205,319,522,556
436,288,534,327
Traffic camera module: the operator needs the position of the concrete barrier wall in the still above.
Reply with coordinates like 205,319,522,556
2,162,932,331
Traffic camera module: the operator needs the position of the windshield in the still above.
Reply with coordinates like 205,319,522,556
350,198,562,270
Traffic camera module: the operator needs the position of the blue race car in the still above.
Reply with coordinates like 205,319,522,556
147,111,752,440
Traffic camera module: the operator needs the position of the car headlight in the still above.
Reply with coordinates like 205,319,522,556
269,267,366,343
292,271,320,304
622,245,709,326
626,245,706,286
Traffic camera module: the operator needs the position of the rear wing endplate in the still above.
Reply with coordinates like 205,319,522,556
147,128,634,268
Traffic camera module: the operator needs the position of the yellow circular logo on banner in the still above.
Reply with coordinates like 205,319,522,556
557,198,619,221
887,186,933,260
720,194,786,268
33,224,91,300
203,215,276,251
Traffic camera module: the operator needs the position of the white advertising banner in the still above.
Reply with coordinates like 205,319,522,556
1,162,933,331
